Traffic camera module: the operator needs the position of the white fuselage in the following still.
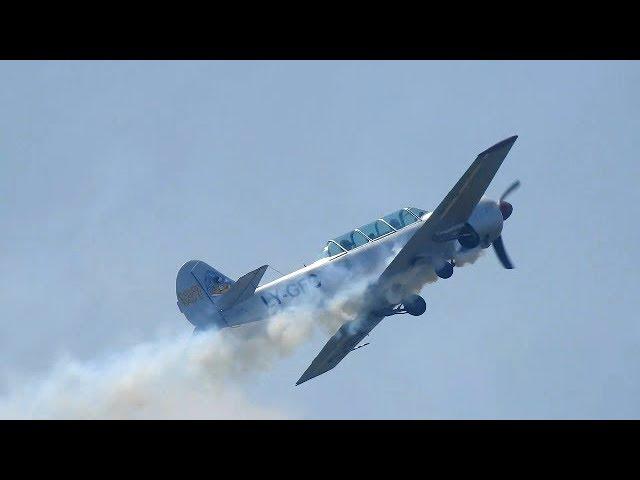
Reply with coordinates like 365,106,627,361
202,197,504,330
221,215,451,327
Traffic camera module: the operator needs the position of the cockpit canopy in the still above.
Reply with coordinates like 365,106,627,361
322,207,428,257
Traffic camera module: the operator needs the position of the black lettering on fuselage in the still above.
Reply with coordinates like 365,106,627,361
260,273,322,313
308,273,321,287
260,291,282,309
286,283,301,297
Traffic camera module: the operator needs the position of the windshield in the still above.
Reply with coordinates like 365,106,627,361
382,209,419,230
409,207,428,219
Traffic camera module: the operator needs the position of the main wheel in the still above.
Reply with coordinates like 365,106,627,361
436,261,454,279
404,294,427,316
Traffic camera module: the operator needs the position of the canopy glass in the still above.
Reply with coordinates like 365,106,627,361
322,207,428,257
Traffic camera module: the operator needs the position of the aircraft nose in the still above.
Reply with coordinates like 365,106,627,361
499,201,513,220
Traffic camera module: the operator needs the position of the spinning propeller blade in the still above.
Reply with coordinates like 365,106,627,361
493,180,521,269
492,235,514,269
500,180,520,202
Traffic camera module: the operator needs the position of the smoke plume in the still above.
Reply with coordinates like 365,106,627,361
0,246,483,419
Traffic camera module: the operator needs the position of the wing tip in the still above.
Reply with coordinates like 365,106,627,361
295,373,313,386
296,364,329,385
479,135,518,156
296,361,332,384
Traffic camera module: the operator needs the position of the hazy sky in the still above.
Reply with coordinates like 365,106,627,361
1,61,639,418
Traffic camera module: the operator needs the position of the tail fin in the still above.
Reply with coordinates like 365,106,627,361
176,260,268,329
176,260,234,329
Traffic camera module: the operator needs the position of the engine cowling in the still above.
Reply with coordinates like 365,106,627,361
458,199,504,249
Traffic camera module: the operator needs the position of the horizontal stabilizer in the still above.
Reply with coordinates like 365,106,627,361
218,265,268,311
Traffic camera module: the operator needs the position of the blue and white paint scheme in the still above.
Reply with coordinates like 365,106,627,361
176,136,520,384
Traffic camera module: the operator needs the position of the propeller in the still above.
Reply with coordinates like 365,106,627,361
492,235,513,269
500,180,520,202
493,180,520,269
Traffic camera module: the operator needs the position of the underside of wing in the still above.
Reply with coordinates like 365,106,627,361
296,312,384,385
379,136,518,285
295,136,518,385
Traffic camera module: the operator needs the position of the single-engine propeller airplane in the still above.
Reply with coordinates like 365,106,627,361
176,136,520,385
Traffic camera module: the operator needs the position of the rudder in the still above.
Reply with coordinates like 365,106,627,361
176,260,234,329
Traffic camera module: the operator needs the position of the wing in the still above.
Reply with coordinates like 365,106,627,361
296,311,383,385
379,135,518,285
296,136,518,385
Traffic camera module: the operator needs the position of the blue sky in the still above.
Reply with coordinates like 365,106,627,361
0,61,638,418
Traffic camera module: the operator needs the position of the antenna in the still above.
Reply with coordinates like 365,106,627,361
268,265,286,278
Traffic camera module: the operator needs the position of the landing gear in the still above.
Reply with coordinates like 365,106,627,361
436,261,454,279
376,294,427,317
403,294,427,316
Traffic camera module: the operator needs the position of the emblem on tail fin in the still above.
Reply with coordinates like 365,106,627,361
204,270,232,296
177,284,203,306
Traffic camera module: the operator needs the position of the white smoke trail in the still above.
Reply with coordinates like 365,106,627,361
0,277,370,419
0,247,484,419
454,246,485,267
0,331,284,419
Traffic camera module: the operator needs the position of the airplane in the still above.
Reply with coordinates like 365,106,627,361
176,136,520,385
